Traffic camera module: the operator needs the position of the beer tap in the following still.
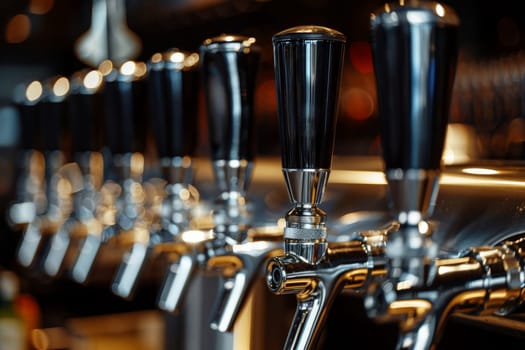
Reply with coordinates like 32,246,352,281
70,60,149,284
361,2,525,349
263,25,392,350
157,34,267,330
42,68,106,279
111,49,201,299
199,34,289,336
16,77,72,269
363,0,460,331
369,0,459,290
12,80,46,266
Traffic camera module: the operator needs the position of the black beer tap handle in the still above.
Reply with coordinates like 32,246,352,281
41,76,70,154
371,1,459,171
101,60,149,155
148,50,200,160
200,34,260,163
68,69,105,154
273,26,346,170
14,80,43,152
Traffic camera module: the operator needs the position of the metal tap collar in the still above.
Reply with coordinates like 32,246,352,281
273,25,345,43
371,1,459,28
201,34,258,53
149,48,200,71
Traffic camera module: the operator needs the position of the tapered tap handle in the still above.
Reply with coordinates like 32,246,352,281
273,26,346,170
148,49,200,159
371,1,459,171
13,80,43,151
68,69,105,153
200,34,260,163
40,76,70,153
101,60,149,155
371,1,459,222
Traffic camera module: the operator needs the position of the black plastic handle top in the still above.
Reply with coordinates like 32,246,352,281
147,49,200,159
13,80,43,151
40,76,70,153
68,69,105,153
200,34,261,162
101,60,149,155
371,1,459,171
273,25,346,170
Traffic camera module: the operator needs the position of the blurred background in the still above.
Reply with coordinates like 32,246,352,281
0,0,525,349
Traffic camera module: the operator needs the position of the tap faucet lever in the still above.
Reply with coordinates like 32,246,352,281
370,0,459,282
273,25,346,264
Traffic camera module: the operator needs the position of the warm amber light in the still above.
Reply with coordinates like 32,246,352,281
29,0,54,15
169,51,185,64
151,52,162,63
98,60,113,76
31,328,49,350
52,77,69,97
435,4,445,17
56,177,72,197
349,41,373,74
181,230,214,244
179,188,190,201
342,88,374,121
417,220,430,235
184,53,199,68
242,37,256,47
26,81,43,102
134,62,147,78
130,152,144,177
83,70,103,89
5,14,31,44
120,61,136,76
462,168,500,175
